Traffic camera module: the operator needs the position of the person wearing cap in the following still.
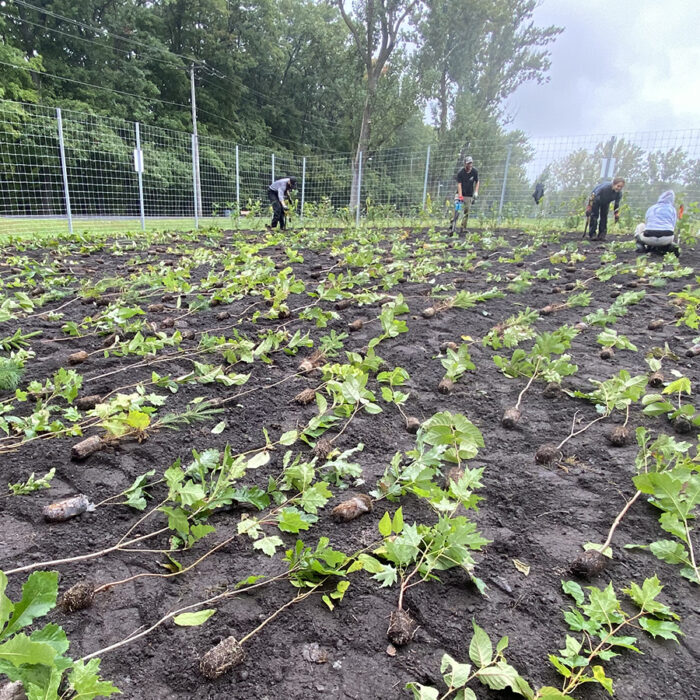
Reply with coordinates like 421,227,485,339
585,177,625,241
455,156,479,229
267,176,298,230
634,190,680,257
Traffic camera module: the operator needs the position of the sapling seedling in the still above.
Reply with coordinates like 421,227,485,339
540,290,592,316
494,327,578,430
642,370,700,434
438,343,475,394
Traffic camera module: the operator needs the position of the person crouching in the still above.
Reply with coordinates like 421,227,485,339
635,190,680,257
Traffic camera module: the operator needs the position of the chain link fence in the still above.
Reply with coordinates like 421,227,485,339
1,99,699,236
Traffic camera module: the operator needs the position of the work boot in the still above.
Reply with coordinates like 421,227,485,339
635,241,647,253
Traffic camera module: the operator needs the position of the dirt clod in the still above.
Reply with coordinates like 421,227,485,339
60,582,96,612
607,425,631,446
332,494,372,522
199,636,245,679
348,319,363,332
68,350,89,365
542,382,560,399
160,317,175,328
501,407,521,429
569,549,606,578
535,443,559,465
313,437,333,460
75,394,102,410
335,299,352,310
147,303,164,313
647,319,665,330
673,416,692,434
387,609,417,647
421,307,436,319
405,416,421,434
599,347,615,360
437,378,454,394
647,371,664,388
294,388,316,405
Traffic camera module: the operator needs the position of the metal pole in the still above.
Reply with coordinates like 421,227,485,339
134,122,146,231
56,108,73,234
422,145,431,211
235,145,240,215
497,144,513,222
190,65,202,218
301,156,306,219
271,153,275,183
355,150,363,227
191,133,199,229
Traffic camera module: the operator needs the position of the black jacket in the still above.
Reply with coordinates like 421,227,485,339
592,182,622,211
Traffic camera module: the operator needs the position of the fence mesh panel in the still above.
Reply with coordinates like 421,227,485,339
1,99,699,237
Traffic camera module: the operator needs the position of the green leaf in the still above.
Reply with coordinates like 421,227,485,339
476,661,521,690
357,554,384,574
440,653,472,688
67,658,120,699
126,410,150,431
378,511,393,537
537,688,570,699
211,420,226,434
173,609,216,627
469,621,493,668
592,665,613,695
277,507,315,533
638,617,683,641
392,507,404,534
279,430,298,446
405,683,439,700
561,580,585,606
496,636,509,654
0,633,57,667
300,481,332,514
253,536,284,557
3,571,58,638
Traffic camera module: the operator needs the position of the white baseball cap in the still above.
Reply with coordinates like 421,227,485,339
464,156,473,164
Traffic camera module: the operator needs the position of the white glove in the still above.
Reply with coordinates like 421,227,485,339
472,192,478,199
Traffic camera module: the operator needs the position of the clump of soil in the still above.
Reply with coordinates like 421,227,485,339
647,371,664,388
348,319,363,332
199,637,245,679
599,347,615,360
60,582,96,612
405,416,421,434
569,549,606,578
542,382,560,399
294,388,316,405
68,350,89,365
332,494,373,522
421,307,436,319
43,494,92,522
607,425,631,446
313,438,333,460
535,443,559,465
387,609,417,647
437,378,454,394
501,407,521,429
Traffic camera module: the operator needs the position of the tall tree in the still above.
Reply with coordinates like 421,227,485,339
332,0,423,207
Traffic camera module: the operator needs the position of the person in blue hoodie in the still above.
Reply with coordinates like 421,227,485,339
634,190,679,256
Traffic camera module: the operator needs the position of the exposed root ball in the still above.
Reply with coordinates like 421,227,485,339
75,394,102,410
298,350,326,374
348,319,363,332
332,494,372,522
0,681,26,700
182,329,196,340
71,435,103,460
43,494,91,522
535,443,559,465
540,305,554,315
501,407,521,429
437,378,454,395
569,550,606,578
313,437,333,460
294,388,316,405
216,311,230,321
444,467,464,489
68,350,89,365
439,341,458,353
599,347,615,360
60,582,96,612
648,319,665,330
335,299,352,310
405,416,421,434
574,322,588,331
685,345,700,357
160,317,175,328
199,636,245,679
564,283,575,291
607,425,631,446
673,416,692,434
387,610,417,647
147,303,164,313
421,307,436,319
542,382,560,399
647,371,664,388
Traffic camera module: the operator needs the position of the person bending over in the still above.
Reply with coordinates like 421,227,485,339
634,190,680,257
267,177,297,230
586,177,625,241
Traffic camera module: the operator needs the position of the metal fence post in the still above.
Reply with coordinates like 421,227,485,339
134,122,146,231
191,133,199,229
422,145,431,211
55,108,73,233
271,153,275,183
301,156,306,219
235,145,240,214
355,150,363,227
497,144,513,222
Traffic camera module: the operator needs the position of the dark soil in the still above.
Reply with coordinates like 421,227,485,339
1,226,698,700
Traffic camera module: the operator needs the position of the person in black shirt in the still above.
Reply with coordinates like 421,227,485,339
586,177,625,241
455,156,479,229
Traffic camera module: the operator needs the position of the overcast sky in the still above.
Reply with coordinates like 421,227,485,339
507,0,700,137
